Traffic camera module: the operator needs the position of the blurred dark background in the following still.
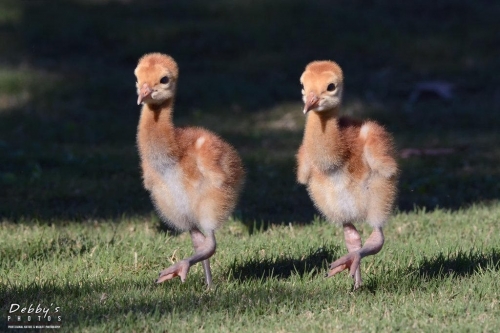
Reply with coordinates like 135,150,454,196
0,0,499,226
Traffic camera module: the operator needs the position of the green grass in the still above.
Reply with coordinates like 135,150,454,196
1,0,500,331
1,206,499,332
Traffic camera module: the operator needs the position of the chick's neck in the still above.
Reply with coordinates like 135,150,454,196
303,106,345,168
139,98,179,157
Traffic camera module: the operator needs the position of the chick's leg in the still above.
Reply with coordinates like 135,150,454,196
157,228,216,286
327,225,384,290
190,228,215,288
327,223,362,281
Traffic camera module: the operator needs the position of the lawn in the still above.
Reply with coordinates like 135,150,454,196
1,0,499,332
1,207,499,332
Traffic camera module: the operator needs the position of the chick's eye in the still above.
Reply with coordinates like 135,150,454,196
327,83,336,92
160,76,169,84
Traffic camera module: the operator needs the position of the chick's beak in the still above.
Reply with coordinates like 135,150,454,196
137,83,153,105
303,92,319,114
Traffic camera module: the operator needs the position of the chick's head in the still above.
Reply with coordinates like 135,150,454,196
300,61,344,114
135,53,179,105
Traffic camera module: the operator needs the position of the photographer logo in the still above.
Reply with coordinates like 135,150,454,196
6,303,62,329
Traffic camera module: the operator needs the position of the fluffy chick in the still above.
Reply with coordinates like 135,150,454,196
297,60,398,290
135,53,245,287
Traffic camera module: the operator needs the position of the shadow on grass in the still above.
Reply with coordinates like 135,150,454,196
416,248,500,279
0,276,331,330
227,245,339,282
360,247,500,294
